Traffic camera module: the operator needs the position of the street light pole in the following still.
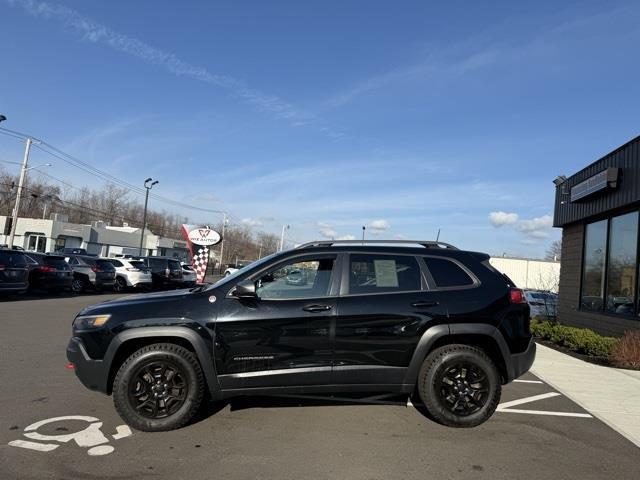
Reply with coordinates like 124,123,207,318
218,212,227,272
7,137,33,249
362,226,366,245
138,178,159,256
279,224,290,251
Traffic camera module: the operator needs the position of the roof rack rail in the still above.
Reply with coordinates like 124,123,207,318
295,240,458,250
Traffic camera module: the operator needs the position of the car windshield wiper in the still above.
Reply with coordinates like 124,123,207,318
189,283,210,293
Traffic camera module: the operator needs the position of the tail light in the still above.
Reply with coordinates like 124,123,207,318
91,266,102,273
509,288,527,304
39,266,56,273
0,264,5,271
165,268,170,278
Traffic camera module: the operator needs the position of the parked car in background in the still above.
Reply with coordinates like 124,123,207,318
0,249,29,294
64,255,116,293
136,256,183,289
56,247,88,255
0,245,25,251
224,260,251,276
104,258,152,292
523,290,557,320
25,252,73,292
180,262,197,287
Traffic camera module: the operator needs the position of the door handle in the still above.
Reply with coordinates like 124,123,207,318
302,304,332,313
411,301,439,308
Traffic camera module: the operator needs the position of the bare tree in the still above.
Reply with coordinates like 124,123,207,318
545,240,562,261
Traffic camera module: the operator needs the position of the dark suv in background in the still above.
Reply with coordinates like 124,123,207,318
25,252,73,292
67,240,534,432
136,256,183,289
0,249,29,294
64,255,116,293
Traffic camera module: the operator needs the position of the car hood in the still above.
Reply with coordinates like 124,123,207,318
77,288,194,317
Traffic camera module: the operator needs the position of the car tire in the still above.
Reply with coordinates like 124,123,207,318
114,277,127,293
71,278,85,294
112,343,205,432
417,344,501,428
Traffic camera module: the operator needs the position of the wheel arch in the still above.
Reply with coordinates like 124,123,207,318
403,323,512,386
104,326,220,399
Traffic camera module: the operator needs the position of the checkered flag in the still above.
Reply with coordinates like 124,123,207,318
191,246,210,284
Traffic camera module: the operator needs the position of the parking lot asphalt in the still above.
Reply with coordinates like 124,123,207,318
1,293,639,480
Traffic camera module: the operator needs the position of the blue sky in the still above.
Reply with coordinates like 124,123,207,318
1,0,640,257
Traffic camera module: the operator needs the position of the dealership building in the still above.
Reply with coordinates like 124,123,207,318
553,135,640,336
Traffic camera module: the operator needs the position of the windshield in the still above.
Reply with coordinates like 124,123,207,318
207,252,284,290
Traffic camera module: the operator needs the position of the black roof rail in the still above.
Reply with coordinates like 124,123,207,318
295,239,458,250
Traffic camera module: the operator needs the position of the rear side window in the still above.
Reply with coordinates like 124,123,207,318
0,252,26,267
424,257,474,288
96,260,115,270
109,259,123,267
168,260,181,270
129,260,146,269
44,257,68,268
149,258,165,269
348,254,421,294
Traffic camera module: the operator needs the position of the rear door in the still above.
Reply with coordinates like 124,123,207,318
215,253,339,390
0,251,29,289
333,252,447,386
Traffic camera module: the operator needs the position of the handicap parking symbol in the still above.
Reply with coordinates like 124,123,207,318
8,415,133,456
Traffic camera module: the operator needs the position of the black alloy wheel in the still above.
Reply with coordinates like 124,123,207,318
128,360,188,419
436,362,489,416
113,343,204,432
71,278,85,293
417,344,501,428
114,276,127,293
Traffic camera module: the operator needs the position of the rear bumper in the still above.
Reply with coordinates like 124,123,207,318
66,337,109,394
505,337,536,382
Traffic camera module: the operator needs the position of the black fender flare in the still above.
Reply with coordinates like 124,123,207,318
402,323,513,386
104,326,221,399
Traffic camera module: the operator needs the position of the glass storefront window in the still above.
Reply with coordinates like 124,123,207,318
581,220,607,311
606,212,638,315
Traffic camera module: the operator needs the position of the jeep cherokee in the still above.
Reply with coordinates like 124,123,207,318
66,240,535,432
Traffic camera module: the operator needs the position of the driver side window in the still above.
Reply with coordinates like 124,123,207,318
255,257,335,300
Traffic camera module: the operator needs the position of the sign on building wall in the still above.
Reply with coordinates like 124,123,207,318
570,167,619,202
180,225,222,283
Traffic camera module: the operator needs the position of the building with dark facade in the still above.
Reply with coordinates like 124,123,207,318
553,136,640,336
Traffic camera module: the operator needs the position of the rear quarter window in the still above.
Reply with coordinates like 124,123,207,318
0,252,27,266
424,257,475,288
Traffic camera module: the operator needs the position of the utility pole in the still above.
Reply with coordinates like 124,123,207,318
279,224,289,251
138,178,159,256
7,137,33,249
219,212,227,272
362,226,366,245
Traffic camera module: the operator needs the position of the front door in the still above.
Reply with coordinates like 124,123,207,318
215,254,338,391
333,252,448,386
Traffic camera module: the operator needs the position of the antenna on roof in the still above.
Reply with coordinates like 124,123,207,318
436,228,441,242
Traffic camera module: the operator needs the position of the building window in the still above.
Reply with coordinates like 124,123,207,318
580,220,607,311
581,212,639,317
605,212,638,315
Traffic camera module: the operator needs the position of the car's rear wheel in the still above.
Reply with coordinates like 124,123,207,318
112,343,204,432
417,344,501,428
71,278,85,294
113,276,127,293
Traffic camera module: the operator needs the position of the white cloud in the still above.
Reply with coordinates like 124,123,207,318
516,215,553,239
337,235,357,240
489,211,519,227
241,218,263,227
8,0,313,127
369,219,391,231
318,222,337,239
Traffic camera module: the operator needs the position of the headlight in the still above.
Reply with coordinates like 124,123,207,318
73,314,111,329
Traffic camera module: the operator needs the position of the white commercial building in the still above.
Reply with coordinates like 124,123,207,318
0,214,192,260
489,256,560,292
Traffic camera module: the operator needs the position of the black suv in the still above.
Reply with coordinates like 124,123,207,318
66,240,535,432
64,255,116,293
0,249,29,294
136,256,183,290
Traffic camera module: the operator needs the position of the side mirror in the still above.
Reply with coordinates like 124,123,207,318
235,279,257,298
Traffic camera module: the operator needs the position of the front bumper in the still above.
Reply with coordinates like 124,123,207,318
66,337,109,394
505,337,536,382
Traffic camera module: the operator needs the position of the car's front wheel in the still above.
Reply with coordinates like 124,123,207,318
417,344,501,428
71,278,85,294
112,343,205,432
113,276,127,293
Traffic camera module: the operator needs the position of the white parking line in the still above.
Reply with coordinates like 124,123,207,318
513,379,543,384
498,392,561,409
497,392,593,418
